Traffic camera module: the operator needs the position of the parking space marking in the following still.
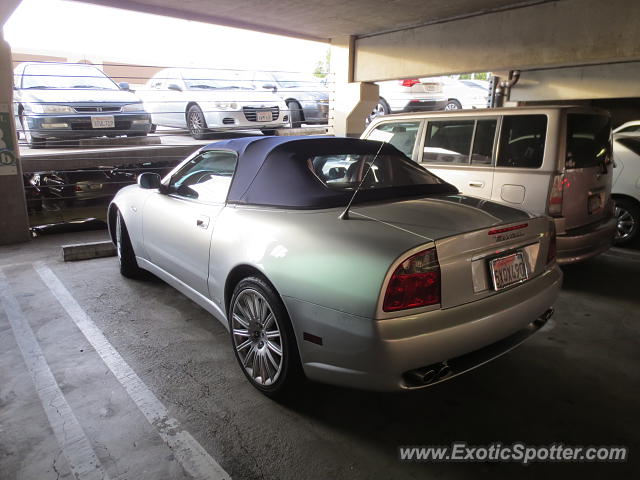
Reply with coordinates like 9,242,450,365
0,270,110,480
34,262,231,480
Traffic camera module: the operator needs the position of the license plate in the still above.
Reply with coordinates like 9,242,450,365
588,192,604,214
91,115,115,128
256,110,272,122
489,252,528,291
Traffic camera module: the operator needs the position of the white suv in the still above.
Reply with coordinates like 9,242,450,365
371,78,447,120
612,133,640,244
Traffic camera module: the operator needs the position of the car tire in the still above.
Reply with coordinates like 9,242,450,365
20,112,46,149
261,129,277,136
187,105,208,140
287,101,304,128
115,210,145,278
613,197,640,246
366,98,390,124
229,276,304,398
444,99,462,110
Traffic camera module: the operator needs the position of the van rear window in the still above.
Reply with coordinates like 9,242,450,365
497,115,547,169
566,114,611,169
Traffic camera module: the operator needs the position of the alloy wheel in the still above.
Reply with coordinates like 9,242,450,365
189,111,204,136
231,289,283,386
615,205,635,241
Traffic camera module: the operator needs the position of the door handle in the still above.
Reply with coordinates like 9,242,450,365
196,215,210,229
468,181,484,188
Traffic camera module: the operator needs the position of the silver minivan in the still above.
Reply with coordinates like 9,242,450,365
362,106,616,264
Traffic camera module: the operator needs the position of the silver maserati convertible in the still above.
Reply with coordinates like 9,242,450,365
108,136,562,397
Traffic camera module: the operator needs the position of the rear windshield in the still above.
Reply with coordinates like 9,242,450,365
310,153,445,190
566,114,611,169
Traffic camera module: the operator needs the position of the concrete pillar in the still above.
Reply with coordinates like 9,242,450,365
0,7,31,244
329,36,378,138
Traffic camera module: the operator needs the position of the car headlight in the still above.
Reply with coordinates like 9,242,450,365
30,104,75,114
122,103,145,112
213,102,238,110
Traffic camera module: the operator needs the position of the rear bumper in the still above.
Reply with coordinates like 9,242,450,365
287,264,562,391
400,99,448,112
556,216,616,264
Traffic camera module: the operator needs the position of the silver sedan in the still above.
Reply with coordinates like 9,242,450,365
108,136,561,397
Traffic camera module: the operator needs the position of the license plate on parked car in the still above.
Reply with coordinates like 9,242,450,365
489,252,528,291
256,111,272,122
91,115,115,129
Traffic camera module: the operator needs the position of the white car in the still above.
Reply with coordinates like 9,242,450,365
613,120,640,134
438,77,489,110
612,133,640,244
372,78,447,120
138,68,288,138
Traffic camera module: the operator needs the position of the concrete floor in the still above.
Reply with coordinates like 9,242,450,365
0,232,638,480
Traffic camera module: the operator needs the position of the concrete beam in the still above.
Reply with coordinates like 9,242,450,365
354,0,640,82
511,62,640,102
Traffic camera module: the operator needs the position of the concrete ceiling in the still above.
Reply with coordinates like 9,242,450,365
77,0,550,41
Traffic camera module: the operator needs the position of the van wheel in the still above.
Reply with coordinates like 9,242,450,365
613,198,640,245
229,276,303,398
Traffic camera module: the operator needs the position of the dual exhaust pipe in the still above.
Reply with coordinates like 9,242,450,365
406,362,452,386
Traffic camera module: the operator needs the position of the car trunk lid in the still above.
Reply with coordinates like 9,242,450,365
352,195,553,309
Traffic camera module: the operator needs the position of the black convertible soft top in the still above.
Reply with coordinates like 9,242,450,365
203,136,457,209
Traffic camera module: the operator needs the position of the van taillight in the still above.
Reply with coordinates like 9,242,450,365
400,79,420,87
547,221,557,264
548,174,566,217
383,247,441,312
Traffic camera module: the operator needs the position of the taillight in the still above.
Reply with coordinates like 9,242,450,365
547,221,557,264
383,247,441,312
548,174,568,217
400,79,420,87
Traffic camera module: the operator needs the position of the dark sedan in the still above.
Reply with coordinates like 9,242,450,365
14,62,151,148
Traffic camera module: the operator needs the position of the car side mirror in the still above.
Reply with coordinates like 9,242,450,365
138,172,161,189
167,83,183,92
119,82,130,91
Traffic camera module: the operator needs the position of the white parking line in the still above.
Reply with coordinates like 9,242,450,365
0,270,111,480
33,262,231,480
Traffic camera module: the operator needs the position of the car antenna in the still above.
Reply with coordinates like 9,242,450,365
339,142,385,220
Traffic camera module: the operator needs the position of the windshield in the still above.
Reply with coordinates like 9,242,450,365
20,64,118,90
272,71,324,89
182,69,254,90
566,114,612,169
310,153,445,190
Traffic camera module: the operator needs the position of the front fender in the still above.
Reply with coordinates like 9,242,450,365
108,185,154,260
